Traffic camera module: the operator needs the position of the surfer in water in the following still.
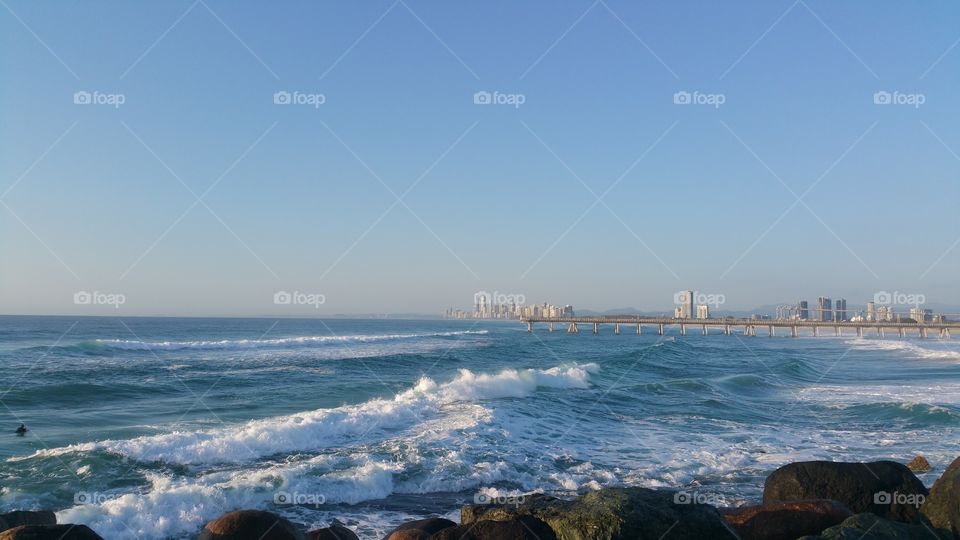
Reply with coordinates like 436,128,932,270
15,424,26,436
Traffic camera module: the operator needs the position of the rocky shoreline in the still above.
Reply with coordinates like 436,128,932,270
0,455,957,539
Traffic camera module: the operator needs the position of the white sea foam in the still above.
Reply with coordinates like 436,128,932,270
47,363,599,539
845,338,960,360
19,363,598,465
92,330,489,351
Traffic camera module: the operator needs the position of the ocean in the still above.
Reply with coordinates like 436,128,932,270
0,315,957,539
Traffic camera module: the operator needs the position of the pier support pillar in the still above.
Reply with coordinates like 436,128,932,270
637,323,642,335
857,327,863,337
791,326,798,338
813,326,819,337
680,324,686,336
614,323,620,335
769,325,774,337
593,322,599,335
835,326,841,337
527,321,532,333
702,324,708,336
568,322,579,334
879,327,884,338
920,327,927,339
548,322,553,333
724,325,731,336
658,324,664,336
899,327,905,338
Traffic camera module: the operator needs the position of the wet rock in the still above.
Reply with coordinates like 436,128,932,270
798,512,951,539
921,456,960,538
763,460,927,523
198,510,306,540
461,487,737,540
384,518,456,540
906,455,931,474
429,516,556,540
0,513,56,533
0,524,103,540
719,499,852,540
307,523,359,540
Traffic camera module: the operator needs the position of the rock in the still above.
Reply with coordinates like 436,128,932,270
429,516,556,540
384,518,456,540
719,499,853,540
307,524,358,540
763,460,928,523
907,455,931,473
0,524,103,540
198,510,306,540
921,456,960,538
0,512,56,533
798,512,951,539
461,488,737,540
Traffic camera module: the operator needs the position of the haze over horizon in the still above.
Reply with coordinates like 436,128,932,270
3,1,959,316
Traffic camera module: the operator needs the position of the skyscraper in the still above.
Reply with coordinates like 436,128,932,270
835,298,848,322
866,301,875,322
818,296,833,322
797,300,809,320
676,290,694,319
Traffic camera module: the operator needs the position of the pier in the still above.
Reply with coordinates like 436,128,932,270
521,316,958,338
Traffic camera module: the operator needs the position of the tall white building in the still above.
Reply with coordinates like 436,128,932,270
696,304,710,319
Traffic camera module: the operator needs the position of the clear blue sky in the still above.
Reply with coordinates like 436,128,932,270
2,1,958,316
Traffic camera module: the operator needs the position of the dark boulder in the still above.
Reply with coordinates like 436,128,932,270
719,499,852,540
429,516,555,540
384,518,456,540
307,523,358,540
198,510,306,540
0,512,56,533
798,512,951,539
0,525,103,540
763,461,927,522
921,456,960,538
462,488,737,540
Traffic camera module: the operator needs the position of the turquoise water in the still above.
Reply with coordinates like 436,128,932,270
0,315,958,538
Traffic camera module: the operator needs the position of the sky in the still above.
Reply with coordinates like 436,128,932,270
1,1,959,317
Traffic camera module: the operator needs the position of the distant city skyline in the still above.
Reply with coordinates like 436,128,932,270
2,2,959,316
